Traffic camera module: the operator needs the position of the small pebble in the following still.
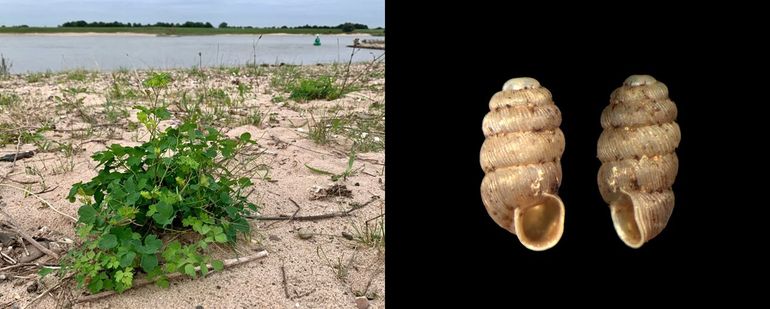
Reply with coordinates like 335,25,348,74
0,273,7,281
195,305,203,309
342,232,354,240
269,234,281,241
298,228,313,240
355,296,370,309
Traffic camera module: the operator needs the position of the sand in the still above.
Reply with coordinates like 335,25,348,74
0,63,385,308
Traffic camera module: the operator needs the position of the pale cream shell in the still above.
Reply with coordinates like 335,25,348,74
480,77,565,251
597,75,680,248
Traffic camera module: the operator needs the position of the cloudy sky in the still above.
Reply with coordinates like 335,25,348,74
0,0,384,28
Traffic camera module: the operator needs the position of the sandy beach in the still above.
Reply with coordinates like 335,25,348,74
0,62,385,308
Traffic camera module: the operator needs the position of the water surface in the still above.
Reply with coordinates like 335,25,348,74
0,34,384,73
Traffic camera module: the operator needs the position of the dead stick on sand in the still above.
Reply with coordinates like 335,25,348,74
281,262,290,299
76,251,269,303
22,274,74,309
0,207,60,260
250,196,380,221
266,198,302,228
0,262,58,272
0,183,78,222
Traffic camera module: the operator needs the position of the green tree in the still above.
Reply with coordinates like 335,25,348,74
341,23,355,32
219,22,228,28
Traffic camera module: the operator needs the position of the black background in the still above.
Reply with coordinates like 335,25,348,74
387,3,767,305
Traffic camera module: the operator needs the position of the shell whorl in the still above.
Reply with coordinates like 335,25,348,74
481,77,565,251
597,75,680,248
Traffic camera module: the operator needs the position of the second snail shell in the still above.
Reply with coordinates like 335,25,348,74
597,75,680,248
480,77,565,251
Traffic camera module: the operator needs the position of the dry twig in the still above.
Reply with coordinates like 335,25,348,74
251,196,379,221
76,251,269,303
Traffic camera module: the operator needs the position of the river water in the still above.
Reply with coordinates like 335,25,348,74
0,34,384,73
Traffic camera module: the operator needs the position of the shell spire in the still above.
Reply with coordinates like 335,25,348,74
597,75,680,248
480,77,565,251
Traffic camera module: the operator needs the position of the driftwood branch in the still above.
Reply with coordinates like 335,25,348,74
0,207,59,260
250,196,380,221
0,151,34,162
76,251,269,303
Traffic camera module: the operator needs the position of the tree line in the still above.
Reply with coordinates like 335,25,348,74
61,21,214,28
59,21,376,32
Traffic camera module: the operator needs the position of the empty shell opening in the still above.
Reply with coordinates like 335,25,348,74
514,195,564,251
610,194,643,248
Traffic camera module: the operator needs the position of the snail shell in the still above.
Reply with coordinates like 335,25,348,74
597,75,680,248
480,77,565,251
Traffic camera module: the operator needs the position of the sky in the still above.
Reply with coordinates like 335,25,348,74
0,0,384,28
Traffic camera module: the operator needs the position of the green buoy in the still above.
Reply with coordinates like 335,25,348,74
313,34,321,46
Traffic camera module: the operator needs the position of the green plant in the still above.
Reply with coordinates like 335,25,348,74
67,69,90,81
316,246,357,282
109,78,139,101
206,88,232,106
288,76,343,101
65,86,89,95
26,71,52,83
142,72,172,105
351,213,385,249
187,66,207,80
59,106,259,294
244,63,265,78
0,54,11,78
271,95,286,103
242,109,263,127
55,88,95,123
345,115,385,153
225,67,240,76
306,114,344,146
236,83,251,103
269,65,300,90
104,99,130,123
0,92,20,107
305,148,361,181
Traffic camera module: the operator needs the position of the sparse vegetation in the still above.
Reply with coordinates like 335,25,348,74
351,213,385,249
0,62,384,306
305,148,362,182
26,70,53,83
66,69,92,81
0,92,20,107
289,76,344,101
0,54,11,78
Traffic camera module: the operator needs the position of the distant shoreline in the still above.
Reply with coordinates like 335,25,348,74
0,32,375,37
0,27,384,36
